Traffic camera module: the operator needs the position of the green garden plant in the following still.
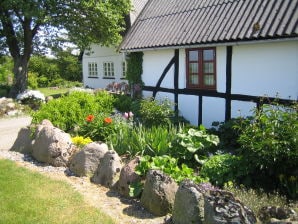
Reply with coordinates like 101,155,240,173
170,125,220,166
129,155,208,197
200,154,246,187
237,102,298,197
31,91,114,132
108,123,179,157
137,97,174,127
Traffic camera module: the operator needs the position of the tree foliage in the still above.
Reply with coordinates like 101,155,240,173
0,0,131,96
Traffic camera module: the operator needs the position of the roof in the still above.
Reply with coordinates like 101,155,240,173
130,0,149,25
120,0,298,51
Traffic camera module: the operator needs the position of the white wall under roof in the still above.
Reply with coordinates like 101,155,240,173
141,40,298,127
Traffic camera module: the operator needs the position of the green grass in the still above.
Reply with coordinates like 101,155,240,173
0,159,115,224
37,87,70,97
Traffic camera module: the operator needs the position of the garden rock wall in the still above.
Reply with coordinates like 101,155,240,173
11,120,298,224
69,141,108,177
32,120,76,167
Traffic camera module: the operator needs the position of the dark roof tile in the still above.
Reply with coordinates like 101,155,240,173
121,0,298,51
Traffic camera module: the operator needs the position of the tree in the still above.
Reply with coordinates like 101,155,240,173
0,0,131,97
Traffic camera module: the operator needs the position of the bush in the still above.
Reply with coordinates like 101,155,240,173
210,117,251,152
137,97,174,127
27,72,39,89
17,90,45,110
237,102,298,197
31,90,114,132
113,94,133,112
200,154,246,187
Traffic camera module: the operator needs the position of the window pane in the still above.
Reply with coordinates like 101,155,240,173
190,74,199,85
204,75,215,86
189,51,198,61
203,62,214,73
189,63,198,74
203,49,214,61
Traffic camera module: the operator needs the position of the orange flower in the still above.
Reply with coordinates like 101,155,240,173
86,114,95,122
104,117,112,124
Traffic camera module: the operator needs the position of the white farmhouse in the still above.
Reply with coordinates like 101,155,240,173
120,0,298,127
82,0,148,90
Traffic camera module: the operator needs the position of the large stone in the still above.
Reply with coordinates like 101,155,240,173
172,180,204,224
140,169,178,216
204,190,257,224
69,141,109,177
10,127,32,154
258,206,298,224
32,123,76,167
118,157,141,198
91,150,122,188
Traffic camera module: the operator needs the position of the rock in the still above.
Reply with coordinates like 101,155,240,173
10,127,32,154
140,169,178,216
172,180,204,224
69,141,109,177
32,123,76,167
118,157,141,198
91,150,122,188
259,206,298,224
204,190,257,224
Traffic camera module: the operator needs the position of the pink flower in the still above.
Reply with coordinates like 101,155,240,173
124,111,134,119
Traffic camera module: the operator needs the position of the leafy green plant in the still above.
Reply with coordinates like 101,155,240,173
129,155,208,198
113,94,133,112
210,117,251,152
200,154,246,187
137,97,174,127
78,113,115,142
170,126,219,166
237,102,298,197
31,91,114,132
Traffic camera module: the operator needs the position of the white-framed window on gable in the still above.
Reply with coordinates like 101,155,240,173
121,61,127,79
88,62,98,78
103,62,115,78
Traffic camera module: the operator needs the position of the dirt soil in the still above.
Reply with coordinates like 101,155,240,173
0,116,166,224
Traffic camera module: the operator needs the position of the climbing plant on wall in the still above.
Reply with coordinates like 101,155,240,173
126,52,143,98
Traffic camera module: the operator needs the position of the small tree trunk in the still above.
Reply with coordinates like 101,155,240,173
9,56,29,98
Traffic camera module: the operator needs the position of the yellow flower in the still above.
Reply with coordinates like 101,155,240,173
289,176,297,182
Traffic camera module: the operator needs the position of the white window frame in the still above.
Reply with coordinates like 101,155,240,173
103,62,115,78
88,62,98,78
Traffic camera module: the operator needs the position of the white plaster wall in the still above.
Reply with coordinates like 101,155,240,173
142,50,175,88
232,41,298,100
178,95,199,125
202,97,225,127
82,44,127,89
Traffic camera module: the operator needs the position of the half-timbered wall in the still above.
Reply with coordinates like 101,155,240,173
142,40,298,127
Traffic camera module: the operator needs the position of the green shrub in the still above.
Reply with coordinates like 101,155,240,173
237,102,298,197
31,91,114,132
200,154,246,187
137,97,174,127
27,72,39,89
210,117,251,152
113,94,133,112
170,125,219,166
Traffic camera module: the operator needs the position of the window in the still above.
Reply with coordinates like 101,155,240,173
186,48,216,90
88,62,98,78
121,61,127,78
103,62,115,78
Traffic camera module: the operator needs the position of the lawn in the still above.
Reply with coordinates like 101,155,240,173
37,87,70,97
0,159,115,224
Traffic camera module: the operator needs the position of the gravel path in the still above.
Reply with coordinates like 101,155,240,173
0,116,32,151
